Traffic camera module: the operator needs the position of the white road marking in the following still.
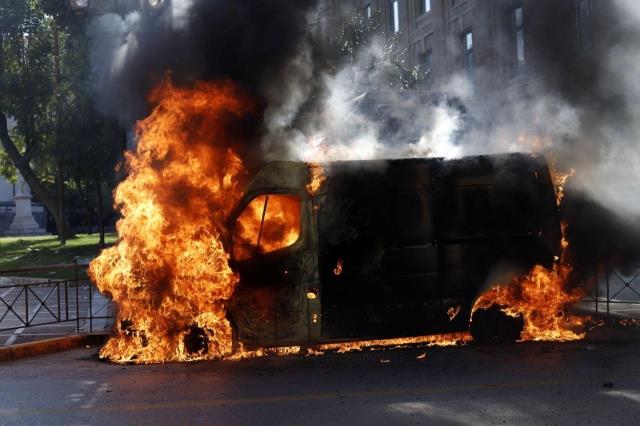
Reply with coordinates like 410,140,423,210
4,328,24,346
82,383,110,409
2,289,47,347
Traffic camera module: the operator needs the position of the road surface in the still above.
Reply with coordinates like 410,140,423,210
1,339,640,425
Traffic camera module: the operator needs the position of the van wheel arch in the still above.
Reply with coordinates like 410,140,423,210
470,304,524,343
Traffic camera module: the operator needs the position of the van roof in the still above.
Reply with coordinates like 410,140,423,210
243,153,547,195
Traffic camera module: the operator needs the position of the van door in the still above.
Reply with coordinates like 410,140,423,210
229,193,311,347
318,185,442,339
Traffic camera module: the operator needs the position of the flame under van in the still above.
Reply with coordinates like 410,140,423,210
227,154,561,347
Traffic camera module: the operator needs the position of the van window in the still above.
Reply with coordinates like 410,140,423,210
233,194,302,261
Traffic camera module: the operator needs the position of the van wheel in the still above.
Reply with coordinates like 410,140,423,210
470,304,524,343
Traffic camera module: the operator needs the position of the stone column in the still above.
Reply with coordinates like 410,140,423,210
7,175,46,236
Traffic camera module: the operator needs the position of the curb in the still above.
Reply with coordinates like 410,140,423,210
0,334,108,362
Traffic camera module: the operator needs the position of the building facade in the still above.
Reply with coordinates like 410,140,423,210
321,0,609,105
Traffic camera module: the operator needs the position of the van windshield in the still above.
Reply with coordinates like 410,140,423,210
233,194,302,261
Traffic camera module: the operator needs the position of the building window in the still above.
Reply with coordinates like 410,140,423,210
391,0,400,33
421,50,433,80
514,6,525,68
463,30,474,78
419,0,431,14
576,0,593,50
364,3,372,20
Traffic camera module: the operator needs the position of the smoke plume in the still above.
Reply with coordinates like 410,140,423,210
88,0,319,166
88,0,640,278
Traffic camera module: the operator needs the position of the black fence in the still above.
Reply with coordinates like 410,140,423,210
1,261,639,337
582,264,640,318
0,262,113,334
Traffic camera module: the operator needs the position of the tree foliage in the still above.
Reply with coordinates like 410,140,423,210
0,0,121,243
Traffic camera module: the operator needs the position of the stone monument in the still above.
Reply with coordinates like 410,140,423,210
6,174,46,236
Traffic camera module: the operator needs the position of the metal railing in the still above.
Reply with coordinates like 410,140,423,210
2,261,639,336
582,264,640,318
0,262,113,334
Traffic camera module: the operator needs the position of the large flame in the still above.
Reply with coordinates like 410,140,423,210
89,79,253,363
471,167,586,342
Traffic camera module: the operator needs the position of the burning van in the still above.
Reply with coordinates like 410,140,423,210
228,153,562,348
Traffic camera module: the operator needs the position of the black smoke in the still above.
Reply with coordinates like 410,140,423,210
88,0,640,290
89,0,319,165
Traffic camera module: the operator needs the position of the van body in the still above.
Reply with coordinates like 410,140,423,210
227,154,561,348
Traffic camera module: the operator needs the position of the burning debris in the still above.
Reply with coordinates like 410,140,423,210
447,306,461,322
619,319,640,327
333,258,344,276
228,332,471,361
317,333,473,354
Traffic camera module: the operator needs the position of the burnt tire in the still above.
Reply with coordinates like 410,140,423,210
470,304,524,343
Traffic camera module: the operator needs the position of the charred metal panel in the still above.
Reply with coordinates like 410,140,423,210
317,154,560,340
241,161,310,195
318,159,443,339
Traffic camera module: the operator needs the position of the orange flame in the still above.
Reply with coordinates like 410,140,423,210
333,258,344,276
306,163,326,195
89,79,254,363
227,333,472,360
232,195,302,261
471,167,585,342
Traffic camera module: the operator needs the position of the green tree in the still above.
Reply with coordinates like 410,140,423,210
66,110,122,248
0,0,74,240
0,0,120,243
327,6,424,90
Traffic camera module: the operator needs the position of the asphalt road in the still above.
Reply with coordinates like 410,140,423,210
1,340,640,425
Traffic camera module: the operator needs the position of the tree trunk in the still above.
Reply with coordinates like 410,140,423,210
95,179,106,248
56,162,67,244
0,112,75,239
76,178,93,235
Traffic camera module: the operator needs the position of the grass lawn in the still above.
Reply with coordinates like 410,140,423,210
0,233,118,279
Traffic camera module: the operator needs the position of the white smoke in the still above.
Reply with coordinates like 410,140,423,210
273,2,640,218
568,0,640,216
282,37,465,162
87,1,196,123
170,0,194,29
88,12,141,96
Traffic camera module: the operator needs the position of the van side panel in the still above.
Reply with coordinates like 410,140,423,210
318,161,444,339
317,155,561,340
